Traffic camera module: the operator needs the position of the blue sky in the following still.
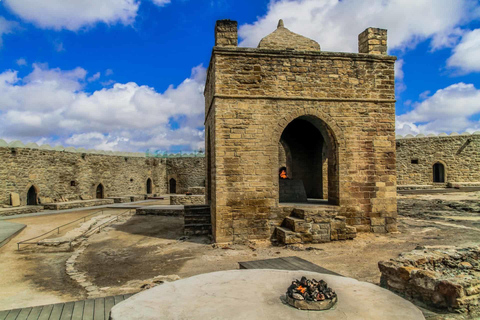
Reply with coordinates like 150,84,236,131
0,0,479,152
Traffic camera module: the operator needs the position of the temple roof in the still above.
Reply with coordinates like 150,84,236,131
258,20,320,52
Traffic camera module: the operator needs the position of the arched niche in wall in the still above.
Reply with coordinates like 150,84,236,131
433,162,446,183
146,178,153,194
96,183,105,199
26,185,39,205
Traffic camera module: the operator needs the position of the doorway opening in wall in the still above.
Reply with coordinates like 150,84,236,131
27,186,38,205
278,115,339,205
146,178,153,194
433,162,445,183
169,178,177,194
96,184,105,199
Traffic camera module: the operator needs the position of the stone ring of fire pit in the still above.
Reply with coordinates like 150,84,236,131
286,295,338,310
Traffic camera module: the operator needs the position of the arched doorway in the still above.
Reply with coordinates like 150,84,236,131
433,162,445,183
27,186,38,205
278,115,338,204
169,178,177,194
96,184,104,199
146,178,153,194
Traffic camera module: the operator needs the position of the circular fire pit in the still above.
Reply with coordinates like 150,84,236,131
285,276,338,310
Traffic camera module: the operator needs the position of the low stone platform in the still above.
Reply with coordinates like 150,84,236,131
170,195,205,205
108,195,146,203
136,205,184,216
110,270,424,320
43,199,114,210
0,206,44,217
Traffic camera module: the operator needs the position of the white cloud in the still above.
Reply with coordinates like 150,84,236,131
105,69,114,76
238,0,480,53
0,64,206,152
396,83,480,135
447,29,480,74
3,0,139,31
87,72,101,82
0,17,17,48
151,0,171,7
16,58,27,66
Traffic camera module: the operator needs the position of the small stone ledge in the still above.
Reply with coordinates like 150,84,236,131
170,195,205,205
0,206,44,217
43,199,114,210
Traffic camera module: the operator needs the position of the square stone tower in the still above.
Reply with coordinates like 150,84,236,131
205,20,397,243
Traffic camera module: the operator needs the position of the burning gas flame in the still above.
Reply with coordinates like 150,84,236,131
280,169,287,179
296,285,306,294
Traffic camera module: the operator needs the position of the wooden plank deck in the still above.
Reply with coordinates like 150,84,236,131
238,256,343,276
0,294,135,320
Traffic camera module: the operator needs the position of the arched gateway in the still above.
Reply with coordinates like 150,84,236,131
205,20,397,243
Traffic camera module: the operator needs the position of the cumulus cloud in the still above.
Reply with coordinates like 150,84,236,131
151,0,171,7
87,72,101,82
0,63,206,152
238,0,480,53
3,0,139,31
0,17,17,48
16,58,27,66
396,83,480,135
447,29,480,74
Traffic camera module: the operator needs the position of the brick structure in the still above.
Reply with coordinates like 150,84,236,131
396,133,480,187
205,20,397,243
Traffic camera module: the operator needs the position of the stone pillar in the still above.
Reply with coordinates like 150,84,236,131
358,27,387,55
215,20,238,47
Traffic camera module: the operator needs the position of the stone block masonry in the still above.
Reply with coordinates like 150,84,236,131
396,133,480,186
205,20,397,243
0,144,206,208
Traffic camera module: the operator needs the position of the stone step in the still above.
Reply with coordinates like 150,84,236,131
184,215,211,224
183,210,210,215
275,226,301,245
284,216,307,232
184,224,212,236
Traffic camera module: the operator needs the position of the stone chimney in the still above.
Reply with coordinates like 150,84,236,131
215,20,238,47
358,27,387,55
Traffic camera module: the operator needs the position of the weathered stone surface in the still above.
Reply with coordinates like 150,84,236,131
10,193,19,207
258,20,321,52
379,246,480,316
170,195,205,205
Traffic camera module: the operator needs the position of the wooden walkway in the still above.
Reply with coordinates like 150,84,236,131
238,256,343,276
0,294,134,320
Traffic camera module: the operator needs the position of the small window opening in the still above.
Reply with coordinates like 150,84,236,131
11,149,17,156
70,181,76,186
130,178,134,182
411,159,419,164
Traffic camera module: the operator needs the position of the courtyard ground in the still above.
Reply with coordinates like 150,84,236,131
0,192,479,316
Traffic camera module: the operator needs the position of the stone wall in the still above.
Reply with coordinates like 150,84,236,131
166,157,206,194
396,133,480,186
0,144,205,207
0,146,167,206
205,20,397,243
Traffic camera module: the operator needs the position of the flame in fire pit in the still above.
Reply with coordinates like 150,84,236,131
296,285,306,294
